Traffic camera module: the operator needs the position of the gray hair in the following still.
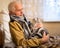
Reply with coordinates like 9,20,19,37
8,1,20,12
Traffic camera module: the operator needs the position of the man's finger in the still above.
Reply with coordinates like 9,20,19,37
43,32,46,36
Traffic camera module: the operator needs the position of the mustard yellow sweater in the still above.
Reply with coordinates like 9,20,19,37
9,21,43,48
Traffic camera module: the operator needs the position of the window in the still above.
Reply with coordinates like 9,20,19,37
43,0,60,22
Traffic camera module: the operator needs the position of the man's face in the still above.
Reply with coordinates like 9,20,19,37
14,4,23,16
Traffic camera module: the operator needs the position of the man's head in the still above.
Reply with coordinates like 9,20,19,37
8,1,23,16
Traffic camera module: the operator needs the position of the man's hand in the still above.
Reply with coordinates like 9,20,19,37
42,32,49,43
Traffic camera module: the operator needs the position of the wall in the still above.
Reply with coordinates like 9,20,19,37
0,0,13,11
43,22,60,36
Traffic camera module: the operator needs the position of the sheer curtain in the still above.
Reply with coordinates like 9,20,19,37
22,0,43,20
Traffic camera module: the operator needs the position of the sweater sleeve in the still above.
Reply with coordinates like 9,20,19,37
9,21,43,47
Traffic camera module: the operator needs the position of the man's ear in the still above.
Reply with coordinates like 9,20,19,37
9,10,16,15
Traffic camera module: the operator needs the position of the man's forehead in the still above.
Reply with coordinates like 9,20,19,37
15,3,22,8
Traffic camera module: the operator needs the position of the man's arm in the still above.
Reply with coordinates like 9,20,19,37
9,21,49,47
